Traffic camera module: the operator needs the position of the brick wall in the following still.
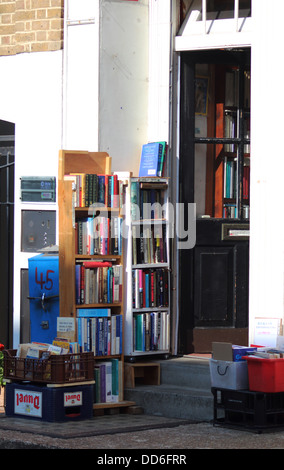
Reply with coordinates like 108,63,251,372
0,0,64,56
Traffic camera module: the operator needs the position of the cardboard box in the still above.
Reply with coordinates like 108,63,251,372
212,342,256,362
209,359,249,390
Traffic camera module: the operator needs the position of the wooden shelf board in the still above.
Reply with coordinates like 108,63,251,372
93,401,135,410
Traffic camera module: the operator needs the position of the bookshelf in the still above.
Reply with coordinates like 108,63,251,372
124,176,171,360
58,150,133,409
215,66,250,219
197,64,250,220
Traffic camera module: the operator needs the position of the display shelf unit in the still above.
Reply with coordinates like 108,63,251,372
124,176,171,360
58,150,130,410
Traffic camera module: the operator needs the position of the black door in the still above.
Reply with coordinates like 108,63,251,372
178,49,250,353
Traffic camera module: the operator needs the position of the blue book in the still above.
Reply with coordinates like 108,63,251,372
139,142,162,177
104,317,108,355
77,318,82,350
75,265,81,304
145,273,150,308
76,308,111,317
97,318,104,356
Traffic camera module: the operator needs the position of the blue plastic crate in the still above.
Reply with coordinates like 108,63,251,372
5,382,94,422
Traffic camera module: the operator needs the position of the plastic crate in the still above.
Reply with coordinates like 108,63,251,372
5,382,94,422
243,356,284,393
212,387,284,433
209,358,249,390
3,349,94,384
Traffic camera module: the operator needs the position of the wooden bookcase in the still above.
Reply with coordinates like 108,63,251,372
58,150,134,410
124,176,171,360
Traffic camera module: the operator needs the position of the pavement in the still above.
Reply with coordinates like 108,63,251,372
1,394,284,452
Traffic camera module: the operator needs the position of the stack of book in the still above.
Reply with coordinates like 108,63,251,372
94,359,123,403
64,173,120,208
132,268,169,309
75,216,122,255
224,158,237,200
77,308,122,356
130,179,168,222
75,263,123,305
132,224,167,265
134,311,170,352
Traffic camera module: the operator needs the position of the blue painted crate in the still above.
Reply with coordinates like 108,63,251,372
5,382,94,422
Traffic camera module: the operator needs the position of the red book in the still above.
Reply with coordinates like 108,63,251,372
83,261,112,268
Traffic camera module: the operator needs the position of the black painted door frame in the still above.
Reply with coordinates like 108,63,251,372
0,121,15,348
178,50,250,353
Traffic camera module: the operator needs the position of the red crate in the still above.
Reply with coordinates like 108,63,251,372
3,349,94,384
244,356,284,393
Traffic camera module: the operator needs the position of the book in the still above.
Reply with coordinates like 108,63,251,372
101,361,112,402
76,308,111,317
97,363,106,402
111,358,119,402
153,141,167,177
139,142,163,177
130,180,140,221
94,367,101,403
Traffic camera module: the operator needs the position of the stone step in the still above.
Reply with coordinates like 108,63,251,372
124,384,213,421
159,357,211,389
124,356,214,421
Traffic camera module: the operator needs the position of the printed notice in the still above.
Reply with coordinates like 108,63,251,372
253,318,282,347
57,317,75,341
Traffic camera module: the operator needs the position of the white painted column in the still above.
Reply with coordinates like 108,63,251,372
148,0,172,143
249,0,284,344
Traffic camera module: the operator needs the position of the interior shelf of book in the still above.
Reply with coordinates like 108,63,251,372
195,64,250,220
221,107,250,219
58,150,128,407
124,176,171,358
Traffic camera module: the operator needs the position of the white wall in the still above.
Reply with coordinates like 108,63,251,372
99,0,149,176
63,0,100,151
148,0,172,145
0,50,63,346
249,0,284,344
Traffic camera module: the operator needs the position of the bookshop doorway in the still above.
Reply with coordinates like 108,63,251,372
178,48,250,354
0,120,15,348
